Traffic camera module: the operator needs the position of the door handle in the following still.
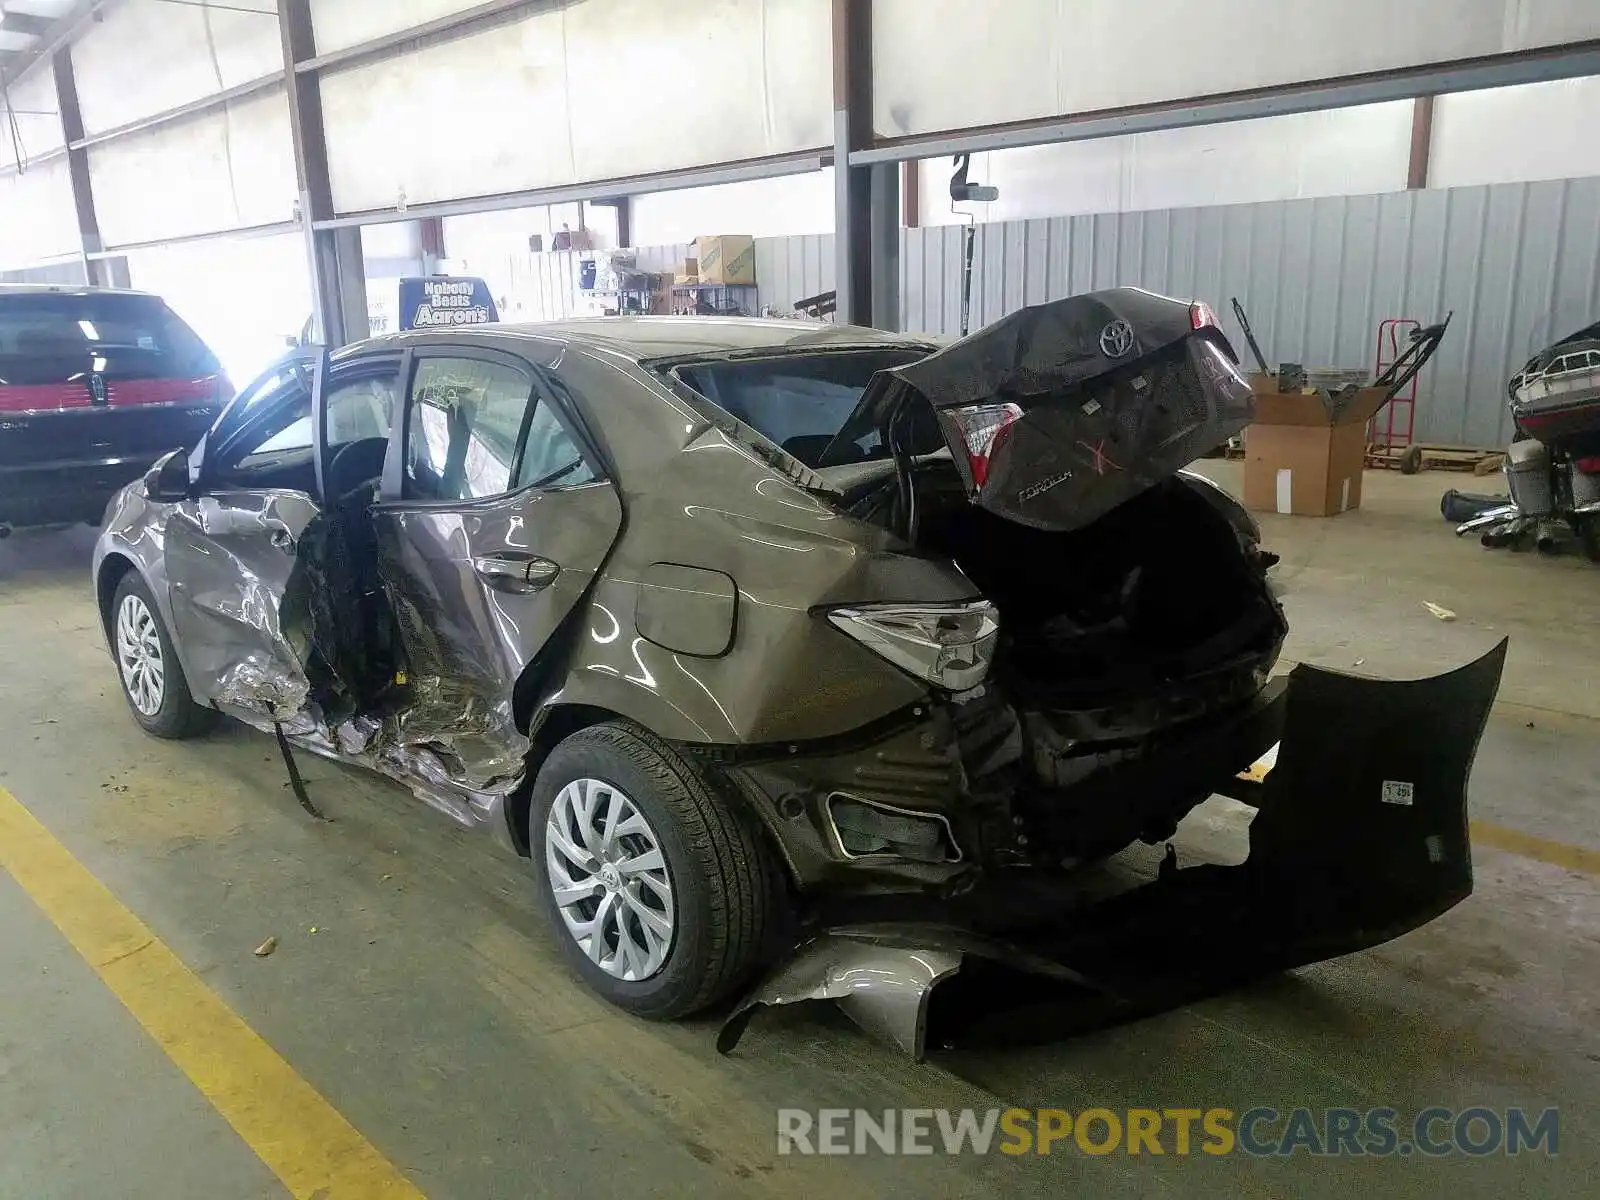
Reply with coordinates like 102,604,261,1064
473,555,560,593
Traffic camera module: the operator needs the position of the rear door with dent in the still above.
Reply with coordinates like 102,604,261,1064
369,341,621,780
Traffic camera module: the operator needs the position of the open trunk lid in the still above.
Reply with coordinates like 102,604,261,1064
821,288,1254,532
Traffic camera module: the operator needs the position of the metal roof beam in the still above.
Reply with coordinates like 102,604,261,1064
312,150,831,230
849,41,1600,167
293,0,555,77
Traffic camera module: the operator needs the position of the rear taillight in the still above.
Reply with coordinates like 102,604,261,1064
1190,301,1219,331
0,383,92,412
943,402,1022,489
106,374,224,407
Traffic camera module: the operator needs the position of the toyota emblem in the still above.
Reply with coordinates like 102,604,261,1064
1099,319,1135,359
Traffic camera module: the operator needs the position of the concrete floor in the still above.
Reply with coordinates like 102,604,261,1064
1,465,1596,1198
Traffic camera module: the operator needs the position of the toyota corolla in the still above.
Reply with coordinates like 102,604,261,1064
91,290,1504,1053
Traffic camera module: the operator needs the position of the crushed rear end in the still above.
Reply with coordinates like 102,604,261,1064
717,289,1507,1056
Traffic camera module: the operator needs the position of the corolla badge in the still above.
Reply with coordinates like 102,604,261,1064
1099,319,1135,359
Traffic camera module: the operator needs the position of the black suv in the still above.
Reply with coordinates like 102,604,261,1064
0,286,227,532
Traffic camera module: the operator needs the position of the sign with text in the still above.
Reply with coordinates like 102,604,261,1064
398,277,500,331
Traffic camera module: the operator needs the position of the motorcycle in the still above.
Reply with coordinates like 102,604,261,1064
1454,320,1600,562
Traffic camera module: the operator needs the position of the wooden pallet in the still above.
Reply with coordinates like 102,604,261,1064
1366,443,1501,474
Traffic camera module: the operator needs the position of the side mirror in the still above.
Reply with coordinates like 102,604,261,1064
143,449,192,503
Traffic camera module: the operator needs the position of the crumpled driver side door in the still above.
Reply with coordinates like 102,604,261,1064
163,351,325,722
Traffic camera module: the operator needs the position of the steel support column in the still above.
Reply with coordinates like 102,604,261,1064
279,0,367,345
1407,95,1435,189
869,162,900,331
901,159,920,227
831,0,872,325
49,47,101,284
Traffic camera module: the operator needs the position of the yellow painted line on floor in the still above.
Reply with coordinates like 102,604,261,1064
0,784,424,1200
1470,820,1600,877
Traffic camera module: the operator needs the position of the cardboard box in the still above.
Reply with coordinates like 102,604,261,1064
1241,375,1388,517
693,234,756,285
673,257,698,286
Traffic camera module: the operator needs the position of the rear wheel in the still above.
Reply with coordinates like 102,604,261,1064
111,574,212,739
529,722,773,1019
1580,516,1600,564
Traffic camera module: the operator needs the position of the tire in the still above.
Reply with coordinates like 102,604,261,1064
1580,516,1600,565
110,573,213,739
529,721,772,1019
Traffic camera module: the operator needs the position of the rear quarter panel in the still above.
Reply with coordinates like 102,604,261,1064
538,350,973,745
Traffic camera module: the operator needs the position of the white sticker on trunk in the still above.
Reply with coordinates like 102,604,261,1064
1382,780,1415,806
1276,468,1292,514
1081,398,1102,415
1341,477,1351,512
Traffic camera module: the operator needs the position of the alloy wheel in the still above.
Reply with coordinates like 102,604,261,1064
115,592,166,717
544,777,676,981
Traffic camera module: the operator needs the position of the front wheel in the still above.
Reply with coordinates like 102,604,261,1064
529,722,774,1019
110,573,213,739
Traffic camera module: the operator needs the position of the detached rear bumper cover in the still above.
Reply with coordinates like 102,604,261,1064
720,640,1508,1059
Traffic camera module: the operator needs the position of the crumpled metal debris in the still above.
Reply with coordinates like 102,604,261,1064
718,924,1094,1060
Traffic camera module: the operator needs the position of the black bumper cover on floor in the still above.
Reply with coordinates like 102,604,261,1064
720,640,1509,1058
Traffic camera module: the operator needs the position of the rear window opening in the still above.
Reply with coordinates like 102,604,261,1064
672,348,927,468
0,292,220,378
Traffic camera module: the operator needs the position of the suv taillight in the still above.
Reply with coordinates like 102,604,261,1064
1190,301,1219,331
942,402,1022,489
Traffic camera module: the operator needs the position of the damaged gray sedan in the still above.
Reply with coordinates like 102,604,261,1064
93,290,1505,1053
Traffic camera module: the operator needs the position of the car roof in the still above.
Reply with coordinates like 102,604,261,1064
0,284,160,299
356,316,930,361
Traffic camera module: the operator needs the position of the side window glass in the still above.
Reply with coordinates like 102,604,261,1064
325,373,398,448
516,396,595,489
405,357,534,500
213,376,313,477
209,364,308,452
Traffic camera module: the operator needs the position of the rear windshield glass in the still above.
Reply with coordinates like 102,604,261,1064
0,293,218,374
675,349,925,467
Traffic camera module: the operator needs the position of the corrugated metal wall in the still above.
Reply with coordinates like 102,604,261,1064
468,176,1600,448
754,234,836,313
901,177,1600,449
